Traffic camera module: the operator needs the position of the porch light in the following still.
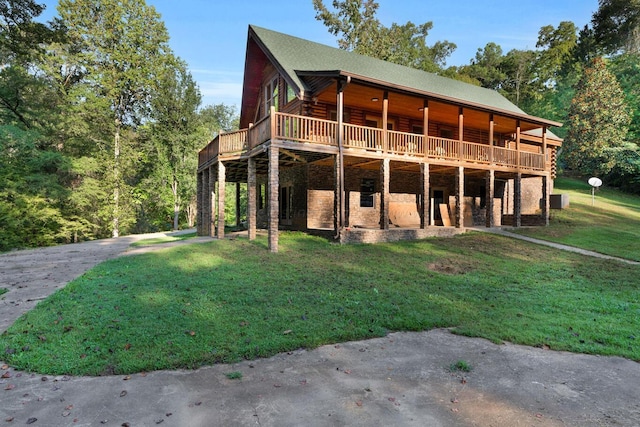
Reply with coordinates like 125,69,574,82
371,97,379,102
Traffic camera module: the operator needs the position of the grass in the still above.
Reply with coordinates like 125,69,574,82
129,232,197,247
0,229,638,376
514,177,640,261
0,288,7,297
449,360,473,373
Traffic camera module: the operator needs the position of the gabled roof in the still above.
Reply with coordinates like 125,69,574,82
241,25,562,131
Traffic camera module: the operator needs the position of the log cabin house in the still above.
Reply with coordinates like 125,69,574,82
197,25,563,252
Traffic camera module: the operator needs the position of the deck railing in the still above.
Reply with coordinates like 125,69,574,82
200,112,546,172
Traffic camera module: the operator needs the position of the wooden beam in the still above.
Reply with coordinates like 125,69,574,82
455,166,464,228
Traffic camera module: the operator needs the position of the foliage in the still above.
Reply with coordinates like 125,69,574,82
0,228,638,375
312,0,455,72
592,0,640,54
563,57,631,176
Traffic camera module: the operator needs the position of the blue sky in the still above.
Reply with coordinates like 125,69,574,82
38,0,599,109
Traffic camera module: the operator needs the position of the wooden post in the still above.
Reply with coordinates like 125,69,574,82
268,144,279,252
455,166,464,228
217,161,226,239
247,156,257,240
458,107,464,160
486,169,495,228
423,99,429,155
420,163,430,229
382,91,389,151
516,120,521,169
542,126,548,170
488,113,494,163
380,158,390,230
515,175,522,227
336,77,348,231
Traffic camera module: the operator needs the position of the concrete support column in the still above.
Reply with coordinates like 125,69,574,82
208,166,215,237
514,173,522,228
268,144,279,252
420,163,430,229
380,158,390,230
247,157,257,241
486,169,495,228
217,161,226,239
542,174,550,226
455,166,464,228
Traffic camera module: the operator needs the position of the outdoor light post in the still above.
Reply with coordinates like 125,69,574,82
588,177,602,206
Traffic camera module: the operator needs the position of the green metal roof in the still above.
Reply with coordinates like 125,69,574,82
249,25,561,128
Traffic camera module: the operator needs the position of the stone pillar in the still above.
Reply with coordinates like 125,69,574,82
380,158,390,230
217,161,226,239
542,173,550,226
197,171,203,235
268,144,279,252
247,157,257,240
486,169,495,228
209,166,216,237
514,173,522,228
420,163,430,229
455,166,464,228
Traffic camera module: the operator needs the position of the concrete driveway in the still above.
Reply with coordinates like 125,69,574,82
1,231,639,426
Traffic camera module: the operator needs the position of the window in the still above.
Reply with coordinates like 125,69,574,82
285,82,296,104
412,125,424,134
360,178,375,208
440,128,454,139
264,76,279,113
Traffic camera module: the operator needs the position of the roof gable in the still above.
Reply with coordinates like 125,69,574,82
242,25,561,130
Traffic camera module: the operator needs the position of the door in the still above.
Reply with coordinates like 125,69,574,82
280,185,293,226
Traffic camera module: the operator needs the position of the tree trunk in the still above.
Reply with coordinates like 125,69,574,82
172,175,180,230
112,122,120,238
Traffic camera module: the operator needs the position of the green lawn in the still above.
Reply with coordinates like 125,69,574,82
1,230,638,376
129,232,198,247
515,177,640,261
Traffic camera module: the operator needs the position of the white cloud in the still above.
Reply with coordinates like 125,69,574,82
198,81,243,108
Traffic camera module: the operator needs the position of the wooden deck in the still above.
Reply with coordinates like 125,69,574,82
198,112,547,172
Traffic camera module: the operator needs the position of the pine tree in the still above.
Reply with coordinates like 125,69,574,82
563,57,631,176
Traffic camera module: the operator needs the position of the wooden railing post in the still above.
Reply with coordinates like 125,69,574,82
270,106,277,140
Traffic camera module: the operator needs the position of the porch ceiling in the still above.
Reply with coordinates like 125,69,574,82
316,81,539,134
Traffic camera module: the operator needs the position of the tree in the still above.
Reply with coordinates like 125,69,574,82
592,0,640,54
148,58,202,230
58,0,173,237
459,43,506,91
563,57,631,176
312,0,455,72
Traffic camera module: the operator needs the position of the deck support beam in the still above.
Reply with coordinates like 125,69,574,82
247,157,257,240
268,144,279,252
514,173,522,228
486,169,495,228
455,166,464,228
458,108,464,160
380,158,390,230
420,163,430,229
216,161,226,239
